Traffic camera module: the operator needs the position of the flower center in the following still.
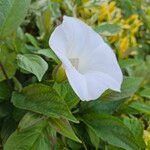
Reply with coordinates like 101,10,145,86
70,58,79,70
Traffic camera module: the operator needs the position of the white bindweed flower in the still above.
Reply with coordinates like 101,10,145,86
49,16,123,101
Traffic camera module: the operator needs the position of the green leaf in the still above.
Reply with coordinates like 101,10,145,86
79,99,124,115
18,112,44,130
12,77,22,92
101,76,142,101
129,101,150,115
0,81,11,101
0,0,31,38
140,88,150,99
54,82,79,109
4,119,50,150
50,2,61,20
0,102,12,118
25,33,40,49
17,54,48,81
1,117,17,144
86,127,99,149
117,0,135,17
123,117,145,149
119,58,141,69
95,23,122,36
11,83,78,123
0,50,17,81
36,49,60,63
80,113,139,150
49,118,81,143
79,77,142,115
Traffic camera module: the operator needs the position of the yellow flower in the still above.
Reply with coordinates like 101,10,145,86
98,1,120,22
119,36,129,58
109,35,119,43
130,35,137,46
124,14,142,34
144,130,150,150
109,1,116,12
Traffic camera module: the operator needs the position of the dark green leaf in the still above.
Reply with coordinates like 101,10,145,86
86,127,99,149
1,117,17,144
79,99,124,115
11,83,78,122
81,113,139,150
0,81,11,100
49,118,81,142
0,102,12,118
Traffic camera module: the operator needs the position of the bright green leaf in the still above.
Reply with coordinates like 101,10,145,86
123,117,145,149
101,76,143,101
0,50,17,81
17,54,48,81
0,0,31,38
140,88,150,99
4,120,50,150
54,82,79,109
36,49,60,63
25,33,40,49
95,23,122,36
129,101,150,115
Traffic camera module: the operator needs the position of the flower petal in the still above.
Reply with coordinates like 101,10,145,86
79,45,123,91
49,16,103,59
66,68,121,101
49,16,123,101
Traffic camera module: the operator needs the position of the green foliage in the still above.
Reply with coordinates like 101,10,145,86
95,23,122,36
49,118,81,142
36,49,60,63
123,117,145,149
140,88,150,99
17,54,48,81
4,117,50,150
0,48,17,81
0,0,31,38
80,113,140,150
0,0,150,149
11,83,77,122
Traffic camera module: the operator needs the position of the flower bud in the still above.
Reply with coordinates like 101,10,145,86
52,64,66,83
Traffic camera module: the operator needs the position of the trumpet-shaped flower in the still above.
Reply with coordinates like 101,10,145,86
49,16,123,101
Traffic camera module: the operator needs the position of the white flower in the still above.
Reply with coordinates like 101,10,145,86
49,16,123,101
